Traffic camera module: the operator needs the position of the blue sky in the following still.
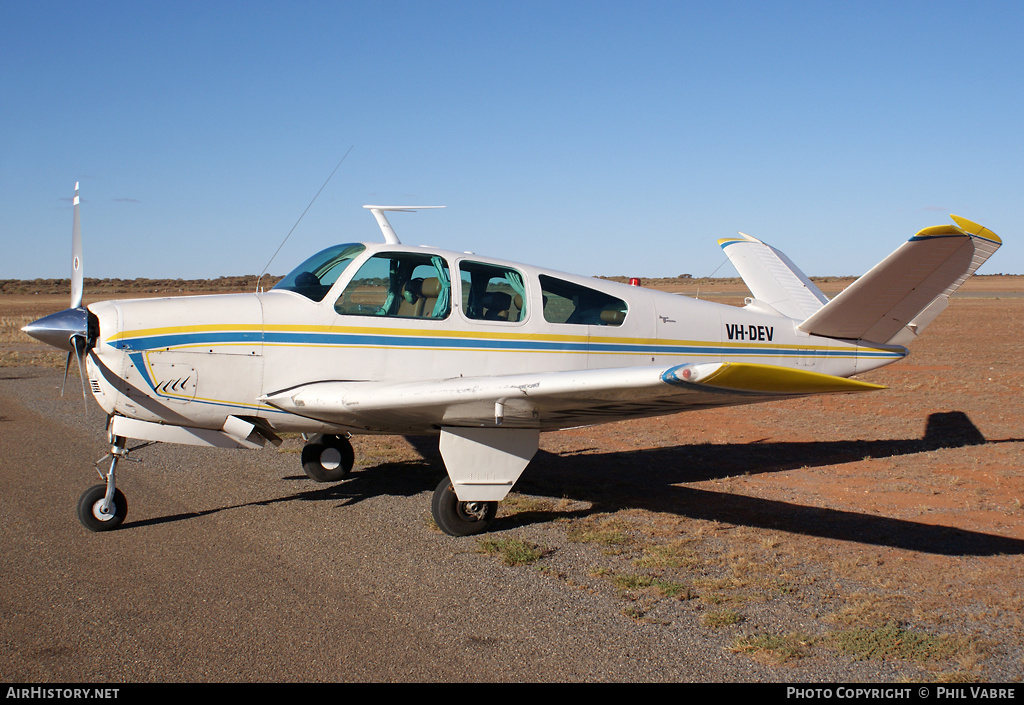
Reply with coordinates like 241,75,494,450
2,1,1021,281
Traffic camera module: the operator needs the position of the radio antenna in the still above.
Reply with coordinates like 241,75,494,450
256,145,354,292
695,256,731,300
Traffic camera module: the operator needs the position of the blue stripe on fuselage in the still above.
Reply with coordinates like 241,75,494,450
114,329,904,360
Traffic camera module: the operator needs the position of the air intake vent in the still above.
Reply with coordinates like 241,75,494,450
90,379,102,395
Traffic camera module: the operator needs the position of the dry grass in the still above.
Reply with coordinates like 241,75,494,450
478,537,548,566
730,632,814,664
1,311,66,367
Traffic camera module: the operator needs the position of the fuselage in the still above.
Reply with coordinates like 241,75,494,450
84,241,907,435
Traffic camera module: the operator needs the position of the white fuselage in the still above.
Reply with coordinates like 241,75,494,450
84,241,906,436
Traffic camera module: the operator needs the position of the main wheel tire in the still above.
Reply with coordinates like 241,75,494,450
430,477,497,537
77,484,128,532
301,434,355,482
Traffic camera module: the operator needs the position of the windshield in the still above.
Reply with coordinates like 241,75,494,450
272,243,366,301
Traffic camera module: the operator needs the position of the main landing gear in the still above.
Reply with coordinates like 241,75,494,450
301,433,355,482
300,433,497,536
430,478,497,537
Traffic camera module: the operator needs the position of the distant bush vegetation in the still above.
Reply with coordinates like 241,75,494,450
0,275,285,295
3,272,1010,297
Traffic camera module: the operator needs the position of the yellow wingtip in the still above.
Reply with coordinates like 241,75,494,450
950,215,1002,244
699,362,886,395
914,224,965,239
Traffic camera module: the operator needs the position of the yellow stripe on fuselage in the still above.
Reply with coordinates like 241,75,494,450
112,322,899,358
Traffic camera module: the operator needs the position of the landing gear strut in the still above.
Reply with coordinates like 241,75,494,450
301,433,355,482
430,477,497,537
77,435,128,532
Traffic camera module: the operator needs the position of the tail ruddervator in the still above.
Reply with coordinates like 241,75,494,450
720,215,1002,347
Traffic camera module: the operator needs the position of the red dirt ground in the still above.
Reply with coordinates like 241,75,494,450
4,275,1023,678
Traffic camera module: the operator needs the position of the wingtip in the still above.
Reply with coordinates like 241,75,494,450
950,215,1002,244
718,232,762,248
662,362,886,394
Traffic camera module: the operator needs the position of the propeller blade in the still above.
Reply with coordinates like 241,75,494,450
70,182,84,309
22,180,95,415
72,334,90,415
61,350,73,397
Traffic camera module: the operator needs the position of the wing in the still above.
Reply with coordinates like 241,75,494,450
260,362,884,434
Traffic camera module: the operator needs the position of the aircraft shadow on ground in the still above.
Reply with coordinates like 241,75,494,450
132,411,1024,556
123,458,437,531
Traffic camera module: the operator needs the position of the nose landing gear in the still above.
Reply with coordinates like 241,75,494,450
77,484,128,532
77,435,129,532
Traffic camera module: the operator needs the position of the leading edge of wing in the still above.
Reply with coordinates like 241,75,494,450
260,362,885,430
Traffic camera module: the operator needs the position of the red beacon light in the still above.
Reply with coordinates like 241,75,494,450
629,277,641,286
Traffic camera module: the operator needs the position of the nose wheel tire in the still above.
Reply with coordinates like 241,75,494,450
301,434,355,482
77,484,128,532
430,477,497,536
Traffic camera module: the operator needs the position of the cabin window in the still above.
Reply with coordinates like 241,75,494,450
539,275,627,326
273,243,366,302
459,262,527,322
334,252,451,319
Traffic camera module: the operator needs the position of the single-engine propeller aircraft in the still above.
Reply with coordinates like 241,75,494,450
24,183,1002,535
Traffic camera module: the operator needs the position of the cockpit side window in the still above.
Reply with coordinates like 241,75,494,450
459,262,527,322
334,252,451,319
272,243,366,302
539,275,627,326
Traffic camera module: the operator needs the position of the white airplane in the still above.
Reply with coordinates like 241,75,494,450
24,184,1002,536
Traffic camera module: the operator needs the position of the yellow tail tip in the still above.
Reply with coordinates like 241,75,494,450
950,215,1002,244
